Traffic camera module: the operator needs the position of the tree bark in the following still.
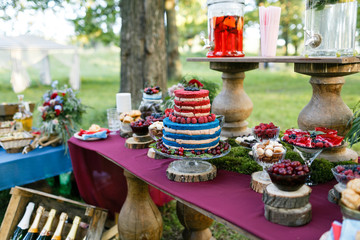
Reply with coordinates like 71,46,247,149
165,0,182,81
120,0,167,108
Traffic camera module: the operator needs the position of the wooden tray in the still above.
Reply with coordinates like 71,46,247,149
0,187,108,240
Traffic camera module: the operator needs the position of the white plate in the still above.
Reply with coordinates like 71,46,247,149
74,132,104,141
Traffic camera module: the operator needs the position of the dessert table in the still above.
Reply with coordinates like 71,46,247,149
0,145,72,191
68,135,343,240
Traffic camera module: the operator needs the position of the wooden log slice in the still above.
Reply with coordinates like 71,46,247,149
166,163,217,182
251,171,271,194
125,137,153,149
133,133,152,142
328,183,345,204
263,184,312,209
264,203,312,227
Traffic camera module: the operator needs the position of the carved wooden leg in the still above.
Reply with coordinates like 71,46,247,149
210,62,259,137
118,170,163,240
294,63,360,162
176,201,214,240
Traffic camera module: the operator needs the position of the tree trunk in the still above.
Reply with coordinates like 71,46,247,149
165,0,182,81
120,0,167,108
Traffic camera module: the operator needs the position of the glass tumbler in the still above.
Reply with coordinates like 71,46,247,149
107,108,120,135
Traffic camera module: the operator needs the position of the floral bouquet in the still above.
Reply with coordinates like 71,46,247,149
38,81,86,146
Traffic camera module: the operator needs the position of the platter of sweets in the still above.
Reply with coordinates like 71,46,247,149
74,124,110,141
0,121,14,135
281,127,344,149
235,134,257,149
151,138,231,161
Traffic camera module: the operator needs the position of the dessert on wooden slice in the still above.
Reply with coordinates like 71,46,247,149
262,159,312,226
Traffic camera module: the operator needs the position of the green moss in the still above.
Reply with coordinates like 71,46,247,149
227,138,238,147
209,146,261,174
285,151,304,164
311,158,334,184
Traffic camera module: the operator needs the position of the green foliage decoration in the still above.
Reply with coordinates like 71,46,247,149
345,100,360,148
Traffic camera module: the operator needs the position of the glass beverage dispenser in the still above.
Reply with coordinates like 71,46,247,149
207,0,245,57
304,0,358,57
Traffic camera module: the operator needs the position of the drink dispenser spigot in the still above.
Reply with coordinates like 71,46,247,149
206,0,245,57
304,0,358,57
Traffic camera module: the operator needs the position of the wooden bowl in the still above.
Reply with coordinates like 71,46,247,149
340,202,360,220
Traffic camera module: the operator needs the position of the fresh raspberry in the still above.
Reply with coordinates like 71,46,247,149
191,118,197,124
176,117,181,123
171,116,176,122
181,118,186,124
198,117,204,124
204,116,208,123
211,113,216,121
315,142,324,148
208,116,213,122
186,117,191,124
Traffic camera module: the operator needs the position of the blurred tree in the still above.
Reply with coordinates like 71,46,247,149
165,0,182,81
120,0,167,107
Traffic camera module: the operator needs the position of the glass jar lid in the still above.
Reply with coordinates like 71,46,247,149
207,0,245,6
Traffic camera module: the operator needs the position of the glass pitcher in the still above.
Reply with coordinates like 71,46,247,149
206,0,245,57
304,0,358,57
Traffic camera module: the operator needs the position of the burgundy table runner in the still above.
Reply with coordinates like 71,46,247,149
68,135,342,240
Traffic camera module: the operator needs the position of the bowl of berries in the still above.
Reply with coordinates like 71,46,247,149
130,119,152,136
252,122,280,142
267,160,310,191
146,112,166,123
331,165,360,190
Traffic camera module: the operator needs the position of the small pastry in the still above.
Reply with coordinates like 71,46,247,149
348,179,360,194
341,188,360,210
265,149,273,157
123,116,133,123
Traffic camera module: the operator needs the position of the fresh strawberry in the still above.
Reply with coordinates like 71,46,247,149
191,118,197,124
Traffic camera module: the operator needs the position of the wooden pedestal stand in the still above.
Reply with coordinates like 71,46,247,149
125,133,153,149
263,184,312,226
118,170,163,240
294,62,360,162
250,171,271,194
176,202,215,240
209,62,259,137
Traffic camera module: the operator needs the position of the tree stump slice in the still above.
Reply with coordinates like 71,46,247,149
328,183,344,204
264,203,312,226
251,171,271,193
263,184,312,209
125,137,153,149
133,133,153,142
147,148,167,159
166,163,217,182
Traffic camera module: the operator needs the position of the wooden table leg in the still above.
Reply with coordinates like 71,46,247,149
118,170,163,240
210,62,259,138
294,63,360,162
176,201,214,240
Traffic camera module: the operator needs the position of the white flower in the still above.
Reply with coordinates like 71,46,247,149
51,80,59,88
52,119,59,125
50,99,56,105
38,106,45,112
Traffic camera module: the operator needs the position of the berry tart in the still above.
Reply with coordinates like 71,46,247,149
282,127,344,148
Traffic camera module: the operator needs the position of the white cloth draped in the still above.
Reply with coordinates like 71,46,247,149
0,35,80,93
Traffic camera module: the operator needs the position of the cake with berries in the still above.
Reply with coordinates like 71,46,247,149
143,86,162,101
162,80,221,150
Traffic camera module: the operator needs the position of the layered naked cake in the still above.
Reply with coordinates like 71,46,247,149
162,88,221,150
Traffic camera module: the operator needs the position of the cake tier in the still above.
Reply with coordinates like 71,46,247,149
174,106,210,114
143,92,162,100
162,117,220,150
174,98,210,106
174,89,209,98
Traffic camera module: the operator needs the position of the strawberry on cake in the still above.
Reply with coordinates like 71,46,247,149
162,79,221,151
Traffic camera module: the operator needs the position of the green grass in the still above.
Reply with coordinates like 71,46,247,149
1,48,360,238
